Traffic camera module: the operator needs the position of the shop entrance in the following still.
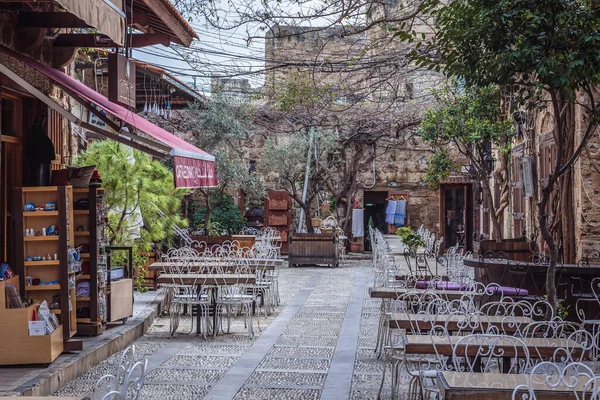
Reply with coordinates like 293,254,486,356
0,94,24,267
364,191,388,251
440,184,472,252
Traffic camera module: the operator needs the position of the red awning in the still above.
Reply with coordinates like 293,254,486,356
0,45,216,188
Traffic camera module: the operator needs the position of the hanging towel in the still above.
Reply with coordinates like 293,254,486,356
352,209,364,237
385,200,396,224
395,199,407,226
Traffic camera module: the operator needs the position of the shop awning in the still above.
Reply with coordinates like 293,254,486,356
55,0,126,46
0,45,216,188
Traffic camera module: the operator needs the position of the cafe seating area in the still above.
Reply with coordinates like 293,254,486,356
368,226,600,399
154,230,284,339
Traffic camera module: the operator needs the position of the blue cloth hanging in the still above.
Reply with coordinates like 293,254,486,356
394,200,406,226
385,200,396,224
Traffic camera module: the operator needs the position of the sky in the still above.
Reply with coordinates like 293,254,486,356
132,14,266,96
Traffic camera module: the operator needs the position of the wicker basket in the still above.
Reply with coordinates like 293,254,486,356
311,218,322,229
321,216,337,234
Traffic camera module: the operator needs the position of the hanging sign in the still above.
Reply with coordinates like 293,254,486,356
521,157,534,197
173,156,217,188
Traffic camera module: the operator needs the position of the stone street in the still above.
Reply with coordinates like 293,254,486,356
54,260,398,399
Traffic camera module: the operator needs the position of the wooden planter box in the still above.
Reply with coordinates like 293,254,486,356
232,235,256,254
289,233,338,267
268,199,288,210
279,231,288,242
269,215,288,226
474,239,533,262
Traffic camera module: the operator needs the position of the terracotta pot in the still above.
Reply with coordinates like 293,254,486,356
349,241,361,253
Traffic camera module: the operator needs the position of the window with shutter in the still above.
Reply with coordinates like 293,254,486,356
511,144,525,238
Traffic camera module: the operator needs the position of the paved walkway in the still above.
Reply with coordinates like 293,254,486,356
0,289,163,396
54,260,398,399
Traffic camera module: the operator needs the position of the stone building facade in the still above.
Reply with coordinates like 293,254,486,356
260,24,445,247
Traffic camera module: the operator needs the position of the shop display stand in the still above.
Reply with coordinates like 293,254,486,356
73,187,107,336
0,276,64,365
14,186,77,341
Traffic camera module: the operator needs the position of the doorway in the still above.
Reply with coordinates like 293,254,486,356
440,184,472,252
363,191,388,251
0,94,24,268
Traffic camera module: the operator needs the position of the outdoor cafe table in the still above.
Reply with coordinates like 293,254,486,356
369,287,482,301
148,258,283,272
157,274,256,335
437,371,590,399
387,313,531,333
404,334,583,365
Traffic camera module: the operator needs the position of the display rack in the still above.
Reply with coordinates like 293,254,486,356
14,186,76,340
73,187,107,336
0,276,63,365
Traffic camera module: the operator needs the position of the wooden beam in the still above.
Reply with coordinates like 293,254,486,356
141,0,193,46
18,12,91,28
130,11,150,30
53,34,170,48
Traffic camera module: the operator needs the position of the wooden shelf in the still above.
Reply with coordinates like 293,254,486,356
74,210,90,215
76,296,90,301
24,236,59,242
73,188,90,193
24,260,60,266
79,274,91,279
50,309,61,314
80,253,90,258
76,318,91,323
22,186,59,192
26,284,60,291
75,231,90,236
23,211,58,217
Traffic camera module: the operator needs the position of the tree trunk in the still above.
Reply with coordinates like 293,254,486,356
539,187,558,315
304,203,314,233
482,176,503,242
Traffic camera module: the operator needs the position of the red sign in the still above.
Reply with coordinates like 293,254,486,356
173,156,217,188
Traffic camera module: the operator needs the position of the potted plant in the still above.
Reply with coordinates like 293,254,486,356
395,227,426,250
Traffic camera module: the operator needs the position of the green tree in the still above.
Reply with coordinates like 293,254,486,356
169,95,266,235
262,128,339,233
404,0,600,311
75,141,188,285
418,84,514,241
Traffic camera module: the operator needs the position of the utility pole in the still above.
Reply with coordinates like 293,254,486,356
297,129,314,232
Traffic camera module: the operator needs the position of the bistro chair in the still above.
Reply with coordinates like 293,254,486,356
92,345,148,400
512,361,599,400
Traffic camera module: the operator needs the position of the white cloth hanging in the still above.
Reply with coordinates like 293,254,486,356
352,208,364,238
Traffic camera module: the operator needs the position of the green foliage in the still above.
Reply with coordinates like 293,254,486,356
417,83,513,184
262,128,339,191
395,227,426,249
423,148,456,188
188,193,245,235
74,141,188,290
405,0,600,101
184,94,265,233
273,70,337,112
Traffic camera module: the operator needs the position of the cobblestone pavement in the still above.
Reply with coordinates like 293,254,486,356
54,260,400,399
